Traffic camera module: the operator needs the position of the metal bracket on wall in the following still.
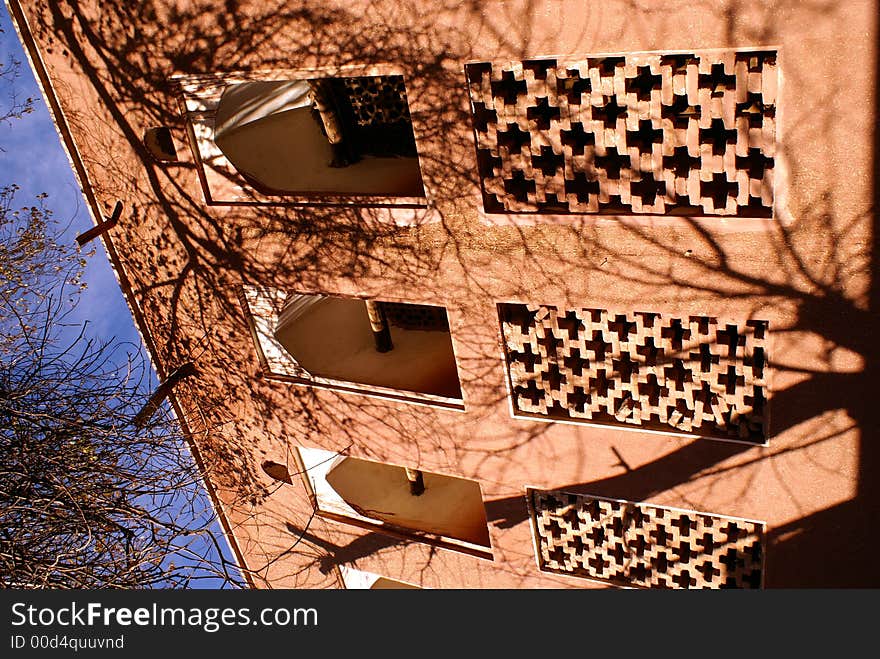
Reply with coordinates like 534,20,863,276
133,361,197,428
76,200,123,247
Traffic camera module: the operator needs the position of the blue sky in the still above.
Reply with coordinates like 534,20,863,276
0,12,134,343
1,6,240,588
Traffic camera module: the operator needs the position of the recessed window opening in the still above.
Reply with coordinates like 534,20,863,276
339,566,421,589
242,286,464,405
297,446,492,555
212,75,425,198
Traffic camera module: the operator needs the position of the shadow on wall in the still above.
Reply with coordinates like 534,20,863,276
284,522,404,575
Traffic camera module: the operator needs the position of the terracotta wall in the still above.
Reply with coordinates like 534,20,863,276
10,0,878,587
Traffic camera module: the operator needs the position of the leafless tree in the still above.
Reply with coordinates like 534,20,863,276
0,42,241,588
0,26,34,131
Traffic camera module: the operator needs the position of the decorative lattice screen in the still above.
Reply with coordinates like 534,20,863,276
380,301,450,331
340,75,412,126
498,303,769,443
530,489,765,588
466,50,777,216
